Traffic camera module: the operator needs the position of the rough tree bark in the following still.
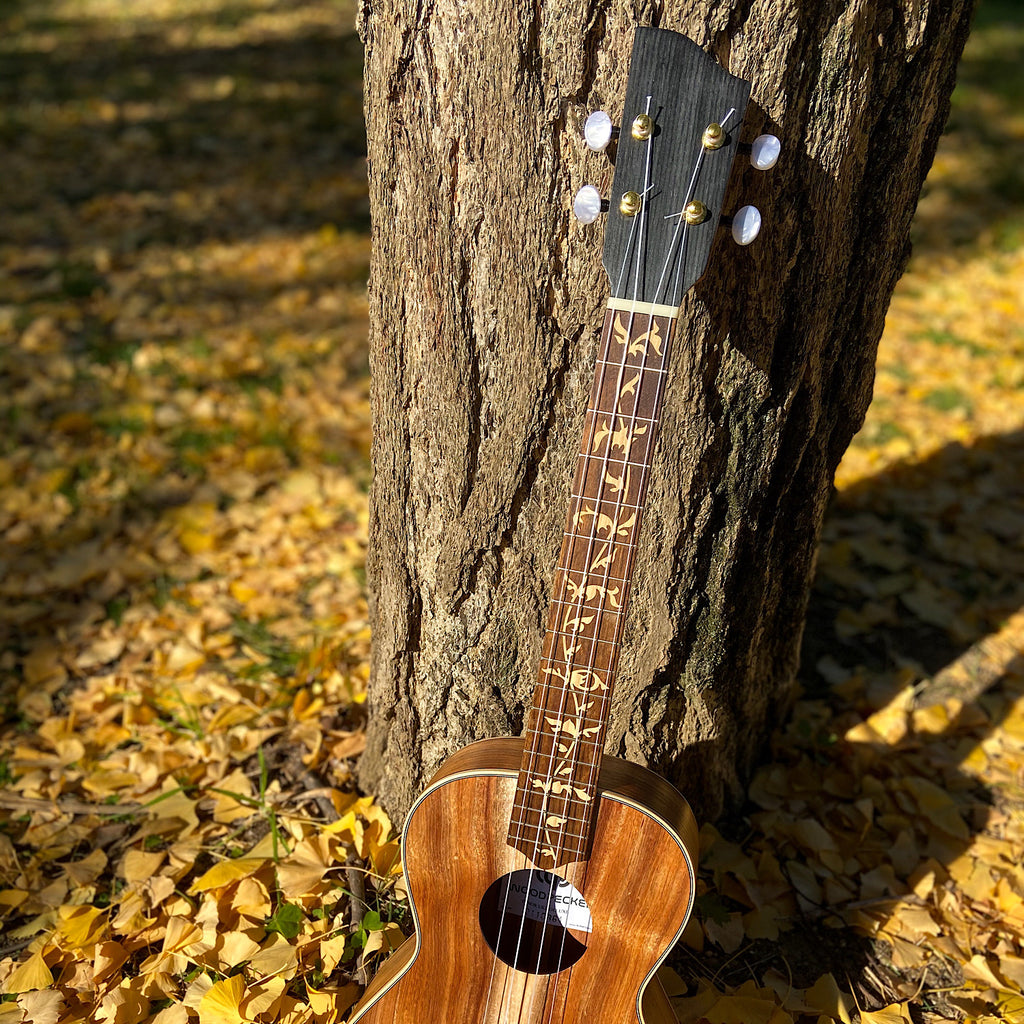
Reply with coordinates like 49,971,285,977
356,0,974,823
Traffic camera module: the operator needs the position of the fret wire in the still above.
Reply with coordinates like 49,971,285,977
555,567,631,586
548,591,627,607
509,810,593,828
517,757,604,778
508,836,587,854
595,356,668,374
569,494,644,513
546,597,626,618
542,628,623,648
522,717,611,737
585,410,659,426
536,666,619,685
562,529,639,546
509,806,597,831
567,452,648,469
537,659,618,675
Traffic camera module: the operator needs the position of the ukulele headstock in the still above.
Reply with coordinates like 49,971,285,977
577,28,778,309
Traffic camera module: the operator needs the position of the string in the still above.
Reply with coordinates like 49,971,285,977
497,93,656,1024
560,102,738,873
479,113,655,1020
484,99,737,1024
536,103,738,1024
520,94,663,1023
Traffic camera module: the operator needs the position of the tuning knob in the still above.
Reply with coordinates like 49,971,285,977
573,185,604,224
750,134,781,170
731,205,762,245
583,110,614,152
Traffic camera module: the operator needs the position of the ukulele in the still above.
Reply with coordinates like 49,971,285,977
350,26,778,1024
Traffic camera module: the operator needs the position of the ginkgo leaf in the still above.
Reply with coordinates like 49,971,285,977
319,933,348,975
198,975,247,1024
858,1001,913,1024
240,977,287,1020
16,990,63,1024
57,903,108,949
803,973,854,1024
3,951,53,993
247,932,300,979
93,941,129,985
148,1005,190,1024
307,982,361,1022
121,849,165,884
190,859,268,894
277,835,335,898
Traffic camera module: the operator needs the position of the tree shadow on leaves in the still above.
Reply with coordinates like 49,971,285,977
0,1,369,718
675,430,1024,1015
911,0,1024,255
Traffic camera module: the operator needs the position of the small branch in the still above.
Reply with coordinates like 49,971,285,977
347,847,368,987
0,794,143,817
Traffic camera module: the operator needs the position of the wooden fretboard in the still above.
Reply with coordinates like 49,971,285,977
508,302,677,868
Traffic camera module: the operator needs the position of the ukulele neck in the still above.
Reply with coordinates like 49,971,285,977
507,301,679,868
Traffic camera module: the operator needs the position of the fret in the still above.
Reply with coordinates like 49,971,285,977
570,492,644,512
573,460,646,508
546,604,622,646
509,798,598,823
523,711,612,736
548,589,628,614
562,528,638,548
544,627,624,650
585,421,656,464
539,629,619,660
528,691,615,723
595,356,668,374
584,410,659,427
526,688,615,725
566,451,647,469
509,808,595,829
506,837,589,860
593,365,664,419
569,494,647,536
559,541,634,591
539,643,617,669
602,311,673,363
555,566,631,587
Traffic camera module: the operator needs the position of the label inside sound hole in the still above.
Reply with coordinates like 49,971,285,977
479,869,591,973
502,870,593,934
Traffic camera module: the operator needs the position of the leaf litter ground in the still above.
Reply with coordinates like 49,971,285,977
0,1,1022,1022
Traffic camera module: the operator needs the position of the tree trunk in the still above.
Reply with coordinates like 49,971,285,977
356,0,973,823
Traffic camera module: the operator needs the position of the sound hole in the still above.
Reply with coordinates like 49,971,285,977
479,869,590,975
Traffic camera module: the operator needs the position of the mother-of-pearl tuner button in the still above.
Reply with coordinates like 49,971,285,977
731,205,762,245
584,110,613,152
750,134,781,170
573,185,603,224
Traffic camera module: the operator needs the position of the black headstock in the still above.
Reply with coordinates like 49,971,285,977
600,28,752,307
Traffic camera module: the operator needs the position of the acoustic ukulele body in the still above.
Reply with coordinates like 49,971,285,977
349,737,698,1024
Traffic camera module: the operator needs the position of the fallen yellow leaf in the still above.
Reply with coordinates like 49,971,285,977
198,974,247,1024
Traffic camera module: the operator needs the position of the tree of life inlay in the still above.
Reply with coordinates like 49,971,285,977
508,308,677,868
